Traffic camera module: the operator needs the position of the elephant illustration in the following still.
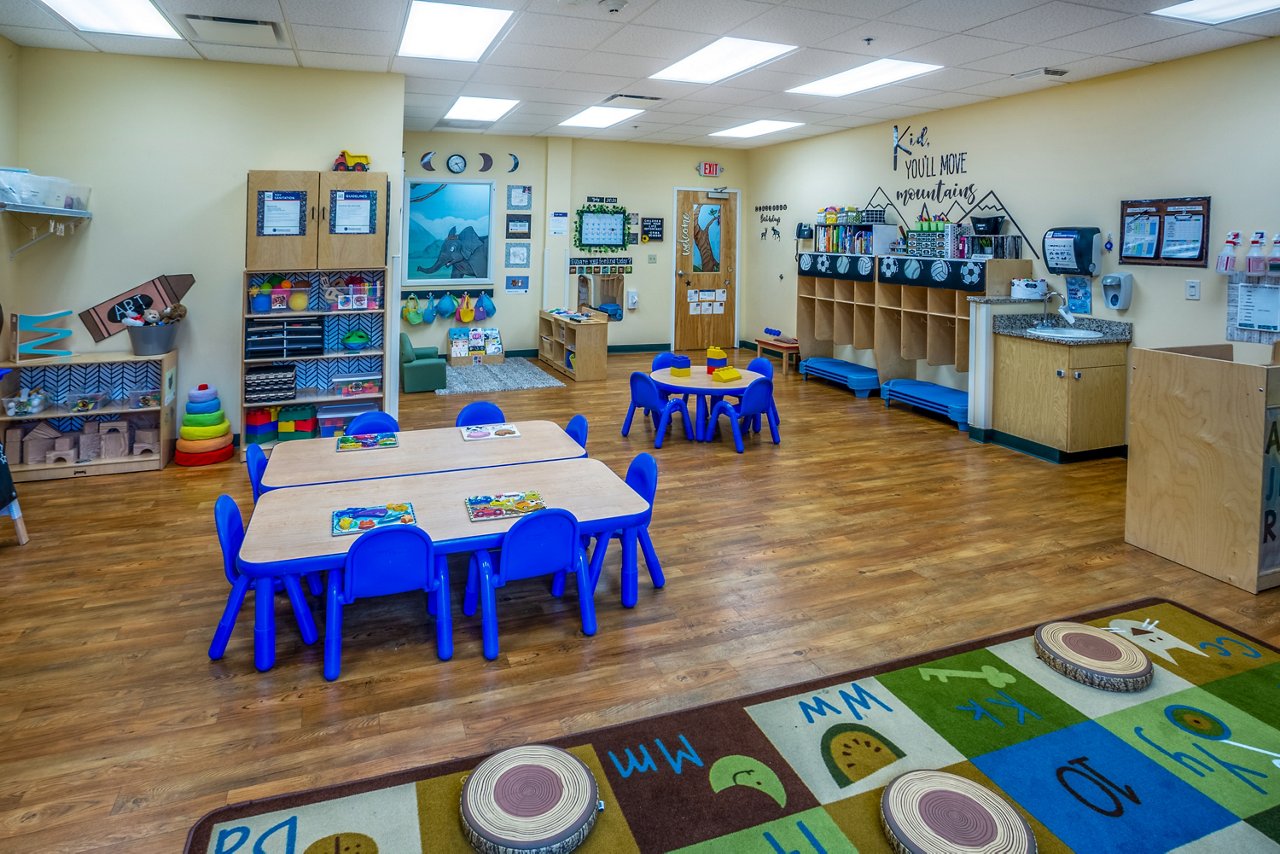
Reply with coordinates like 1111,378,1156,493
417,226,488,279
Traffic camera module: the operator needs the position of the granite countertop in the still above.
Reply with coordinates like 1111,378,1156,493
992,314,1133,345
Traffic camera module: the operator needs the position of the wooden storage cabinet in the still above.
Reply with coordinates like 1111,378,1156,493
992,337,1128,452
538,310,608,382
246,170,388,270
0,350,177,482
239,268,389,453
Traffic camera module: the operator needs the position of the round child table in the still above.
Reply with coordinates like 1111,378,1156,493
650,366,766,442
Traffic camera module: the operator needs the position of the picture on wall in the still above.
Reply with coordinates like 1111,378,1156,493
505,213,531,238
505,242,531,268
405,181,493,285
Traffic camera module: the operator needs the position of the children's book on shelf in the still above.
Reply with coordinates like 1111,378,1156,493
459,423,521,441
331,502,415,536
464,491,545,522
336,432,398,451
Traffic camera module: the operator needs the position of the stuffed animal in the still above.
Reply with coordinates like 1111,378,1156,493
142,308,162,324
121,312,145,327
160,303,187,323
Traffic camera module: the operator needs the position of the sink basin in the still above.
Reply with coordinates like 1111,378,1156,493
1026,326,1105,341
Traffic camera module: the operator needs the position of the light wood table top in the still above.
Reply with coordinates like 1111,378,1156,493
260,420,585,489
241,458,648,567
650,367,766,394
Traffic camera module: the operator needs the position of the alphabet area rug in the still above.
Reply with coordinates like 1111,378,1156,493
187,599,1280,853
434,357,565,396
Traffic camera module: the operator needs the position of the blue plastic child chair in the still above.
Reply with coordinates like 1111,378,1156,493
347,410,399,434
245,443,269,503
456,400,505,427
463,508,595,661
586,452,665,608
324,524,451,680
565,414,589,451
740,357,781,433
621,372,692,449
208,494,319,671
709,378,781,453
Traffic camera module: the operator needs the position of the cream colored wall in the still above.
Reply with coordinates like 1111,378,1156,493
403,133,748,354
12,50,404,431
0,35,18,328
746,37,1280,384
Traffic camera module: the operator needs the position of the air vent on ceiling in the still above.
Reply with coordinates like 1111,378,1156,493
186,15,280,48
603,93,663,104
1013,67,1068,80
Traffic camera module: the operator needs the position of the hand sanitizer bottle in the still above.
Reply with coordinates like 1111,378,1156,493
1246,231,1267,274
1268,234,1280,275
1216,231,1241,274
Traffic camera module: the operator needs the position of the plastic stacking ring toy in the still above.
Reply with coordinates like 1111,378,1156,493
174,444,236,467
188,383,218,403
185,397,222,415
1034,621,1153,692
180,420,231,441
880,769,1036,854
182,409,226,428
176,433,233,454
460,745,599,854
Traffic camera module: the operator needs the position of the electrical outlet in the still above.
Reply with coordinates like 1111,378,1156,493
1186,279,1200,300
647,254,657,264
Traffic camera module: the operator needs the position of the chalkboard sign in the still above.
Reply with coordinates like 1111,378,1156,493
641,217,664,242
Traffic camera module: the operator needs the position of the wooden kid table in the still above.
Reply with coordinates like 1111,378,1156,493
260,420,585,489
753,337,801,375
650,367,766,441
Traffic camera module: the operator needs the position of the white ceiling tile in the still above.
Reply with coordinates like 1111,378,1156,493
1218,9,1280,37
553,70,641,94
962,74,1069,97
793,0,905,17
1043,15,1199,53
921,66,1008,89
905,91,995,109
843,83,945,104
813,114,882,128
298,50,391,72
0,24,94,50
405,92,455,110
278,0,408,29
765,47,880,77
79,34,205,60
852,103,925,119
710,104,783,119
966,2,1131,43
1068,0,1169,11
727,6,863,44
1053,54,1148,80
902,33,1023,66
722,67,831,93
814,20,947,55
964,44,1091,75
404,76,466,96
390,57,478,80
673,86,768,106
594,24,713,59
485,41,589,72
0,0,69,29
470,64,562,88
157,0,285,23
523,0,662,23
1112,27,1260,62
196,43,298,64
881,0,1049,32
289,24,397,54
507,11,620,49
566,50,667,78
633,0,776,34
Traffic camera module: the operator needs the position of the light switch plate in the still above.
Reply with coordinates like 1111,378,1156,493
1186,279,1200,300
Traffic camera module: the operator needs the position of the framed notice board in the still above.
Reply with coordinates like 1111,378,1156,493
1119,196,1210,268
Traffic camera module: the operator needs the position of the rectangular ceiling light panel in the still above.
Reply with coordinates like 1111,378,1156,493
560,106,644,128
651,37,797,84
1152,0,1280,23
710,120,803,138
788,58,941,97
38,0,180,38
186,16,279,48
399,2,513,62
445,96,520,121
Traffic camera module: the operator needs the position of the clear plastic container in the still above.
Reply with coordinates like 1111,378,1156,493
67,389,109,413
128,389,162,409
3,392,49,417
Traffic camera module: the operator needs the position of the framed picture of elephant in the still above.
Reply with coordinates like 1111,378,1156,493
404,180,494,285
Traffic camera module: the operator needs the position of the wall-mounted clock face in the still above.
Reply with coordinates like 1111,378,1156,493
446,154,467,174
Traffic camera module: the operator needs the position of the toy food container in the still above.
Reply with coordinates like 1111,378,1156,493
68,389,109,413
128,388,162,409
3,391,48,417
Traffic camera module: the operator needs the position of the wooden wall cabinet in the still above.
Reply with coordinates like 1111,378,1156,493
796,255,1030,381
992,337,1128,452
0,350,177,482
246,170,388,270
538,310,608,382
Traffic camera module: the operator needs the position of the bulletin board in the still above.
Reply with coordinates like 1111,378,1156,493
1118,196,1210,268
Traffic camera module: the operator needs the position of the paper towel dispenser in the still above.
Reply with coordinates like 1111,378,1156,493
1043,227,1102,276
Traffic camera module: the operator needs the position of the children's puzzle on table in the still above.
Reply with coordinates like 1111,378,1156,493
464,491,544,521
459,423,521,441
331,503,415,536
335,432,398,452
190,600,1280,853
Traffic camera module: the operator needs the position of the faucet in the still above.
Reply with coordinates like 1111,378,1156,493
1041,289,1076,326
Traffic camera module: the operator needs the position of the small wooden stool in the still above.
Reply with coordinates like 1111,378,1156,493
753,337,801,376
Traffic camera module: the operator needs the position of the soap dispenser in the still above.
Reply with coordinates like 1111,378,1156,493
1101,273,1133,310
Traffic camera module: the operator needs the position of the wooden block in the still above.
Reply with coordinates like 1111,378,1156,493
4,427,22,463
99,420,129,436
55,436,76,451
101,433,128,459
23,437,54,463
45,449,76,464
82,421,99,434
134,428,159,444
79,433,102,461
131,442,159,456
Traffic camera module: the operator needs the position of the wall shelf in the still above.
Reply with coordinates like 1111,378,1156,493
1,202,93,258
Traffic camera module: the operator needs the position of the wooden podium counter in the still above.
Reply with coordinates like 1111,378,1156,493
1125,344,1280,593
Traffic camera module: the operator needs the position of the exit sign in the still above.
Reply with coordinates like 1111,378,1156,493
698,161,722,177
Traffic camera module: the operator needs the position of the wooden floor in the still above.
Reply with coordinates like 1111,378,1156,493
3,350,1278,852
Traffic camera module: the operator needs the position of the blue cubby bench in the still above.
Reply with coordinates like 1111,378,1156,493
881,379,968,431
798,358,880,398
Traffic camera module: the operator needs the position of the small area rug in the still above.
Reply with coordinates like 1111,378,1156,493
434,356,565,396
186,599,1280,853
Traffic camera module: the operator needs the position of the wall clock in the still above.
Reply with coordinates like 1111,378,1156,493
446,154,467,174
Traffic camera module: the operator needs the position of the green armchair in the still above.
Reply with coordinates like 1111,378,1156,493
400,332,447,393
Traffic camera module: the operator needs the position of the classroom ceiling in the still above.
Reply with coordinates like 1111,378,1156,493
1,0,1277,148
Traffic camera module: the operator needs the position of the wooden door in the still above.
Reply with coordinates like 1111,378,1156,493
246,171,320,270
318,171,388,269
674,190,736,351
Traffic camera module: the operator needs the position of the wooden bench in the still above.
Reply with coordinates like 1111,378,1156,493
753,338,801,375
